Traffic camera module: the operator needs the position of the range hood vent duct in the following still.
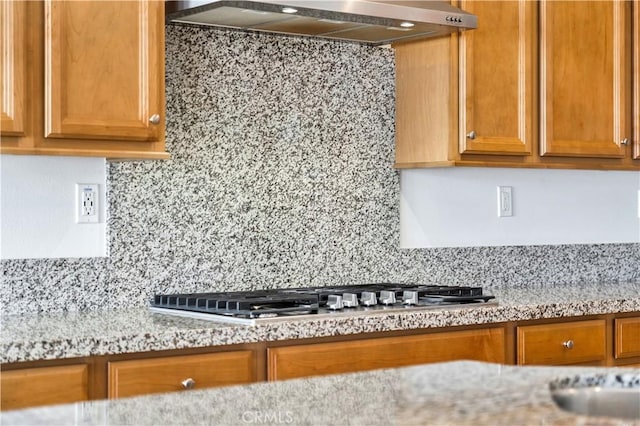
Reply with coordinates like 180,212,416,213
166,1,477,46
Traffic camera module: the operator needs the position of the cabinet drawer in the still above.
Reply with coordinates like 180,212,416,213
1,364,89,411
517,320,606,365
268,328,505,381
108,351,255,398
615,317,640,359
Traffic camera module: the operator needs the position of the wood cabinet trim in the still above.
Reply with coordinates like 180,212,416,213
615,317,640,359
394,159,640,171
634,1,639,160
0,1,26,136
0,145,170,160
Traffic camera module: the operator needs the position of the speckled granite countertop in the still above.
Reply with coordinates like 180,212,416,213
2,361,639,425
2,281,639,364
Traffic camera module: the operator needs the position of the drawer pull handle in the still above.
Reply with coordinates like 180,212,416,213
181,378,196,389
562,340,574,349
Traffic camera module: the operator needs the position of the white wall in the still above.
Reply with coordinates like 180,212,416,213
2,157,639,257
400,167,640,248
0,155,107,259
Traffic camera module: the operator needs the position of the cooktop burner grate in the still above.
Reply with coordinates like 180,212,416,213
150,283,496,324
153,292,319,319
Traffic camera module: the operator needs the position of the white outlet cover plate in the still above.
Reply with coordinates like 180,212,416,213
76,183,99,224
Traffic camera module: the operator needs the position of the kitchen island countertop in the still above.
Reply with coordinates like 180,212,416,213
2,360,639,425
2,280,639,364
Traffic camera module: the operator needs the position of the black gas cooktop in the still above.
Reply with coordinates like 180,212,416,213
150,283,496,325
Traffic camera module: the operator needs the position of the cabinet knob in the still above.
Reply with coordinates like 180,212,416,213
149,114,161,125
466,130,476,140
562,340,574,349
621,138,629,146
181,378,196,389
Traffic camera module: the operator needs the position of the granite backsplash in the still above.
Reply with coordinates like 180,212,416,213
1,26,639,316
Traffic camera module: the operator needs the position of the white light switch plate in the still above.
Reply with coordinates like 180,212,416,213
497,186,513,217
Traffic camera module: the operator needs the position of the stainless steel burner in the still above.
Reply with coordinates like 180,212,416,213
150,283,497,325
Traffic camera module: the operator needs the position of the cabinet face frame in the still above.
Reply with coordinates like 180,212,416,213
634,1,639,160
459,0,534,156
540,1,630,158
0,0,26,136
44,0,163,142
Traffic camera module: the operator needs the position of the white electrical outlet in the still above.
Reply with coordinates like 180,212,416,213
76,184,99,224
497,186,513,217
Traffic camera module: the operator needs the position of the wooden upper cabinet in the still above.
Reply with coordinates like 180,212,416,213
45,0,163,141
395,0,537,167
395,1,638,170
540,1,630,158
0,0,27,137
0,0,167,160
459,1,534,156
634,0,639,160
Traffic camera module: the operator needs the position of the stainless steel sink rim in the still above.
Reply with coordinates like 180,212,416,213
550,373,640,391
549,374,640,420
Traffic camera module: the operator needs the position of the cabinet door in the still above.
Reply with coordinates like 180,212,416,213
44,0,163,142
0,0,26,136
459,1,534,156
517,320,606,365
1,364,89,411
108,351,256,399
268,328,505,381
634,0,639,160
540,1,630,158
615,317,640,359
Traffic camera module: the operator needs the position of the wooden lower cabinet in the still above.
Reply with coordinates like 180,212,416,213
3,313,640,411
615,317,640,359
108,351,256,398
268,328,505,380
1,364,89,411
517,320,606,366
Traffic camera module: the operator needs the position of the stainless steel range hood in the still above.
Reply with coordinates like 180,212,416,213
166,1,477,45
